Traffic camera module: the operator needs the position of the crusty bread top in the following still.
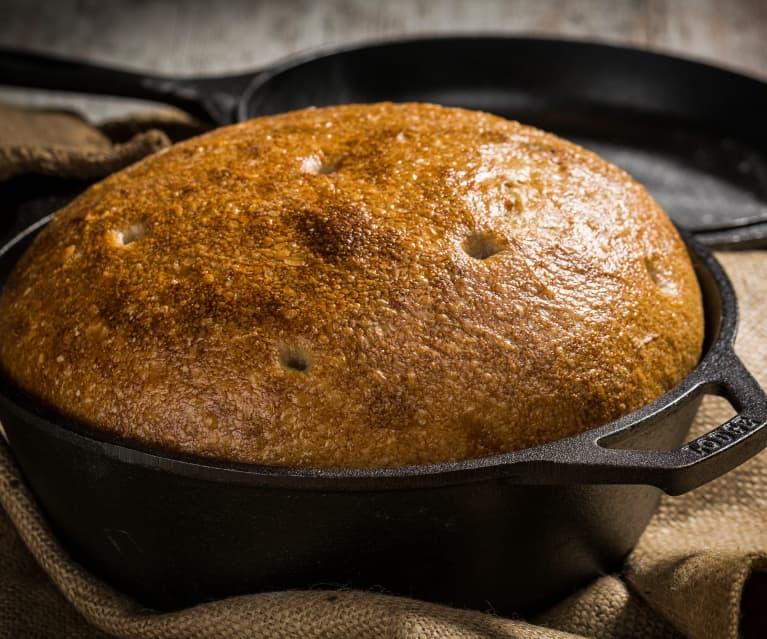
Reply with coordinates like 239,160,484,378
0,103,704,467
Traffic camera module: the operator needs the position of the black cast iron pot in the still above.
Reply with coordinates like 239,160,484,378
1,37,767,615
0,220,764,615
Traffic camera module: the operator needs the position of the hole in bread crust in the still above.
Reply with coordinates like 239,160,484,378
113,223,146,246
301,155,339,175
279,346,311,372
644,257,677,294
463,231,508,260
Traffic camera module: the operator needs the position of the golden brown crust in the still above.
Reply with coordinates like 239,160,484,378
0,103,704,467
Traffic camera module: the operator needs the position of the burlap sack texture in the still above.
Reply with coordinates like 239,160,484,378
0,102,207,181
0,103,765,639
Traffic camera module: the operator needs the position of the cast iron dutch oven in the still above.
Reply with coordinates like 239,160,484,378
1,37,767,615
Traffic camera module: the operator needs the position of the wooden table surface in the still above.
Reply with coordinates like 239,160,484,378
0,0,764,121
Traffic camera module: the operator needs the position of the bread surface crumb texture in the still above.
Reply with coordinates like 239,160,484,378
0,103,704,467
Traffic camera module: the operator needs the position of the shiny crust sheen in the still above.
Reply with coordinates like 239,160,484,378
0,103,704,467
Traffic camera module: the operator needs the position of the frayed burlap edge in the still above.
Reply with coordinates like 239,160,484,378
0,101,208,182
0,131,170,181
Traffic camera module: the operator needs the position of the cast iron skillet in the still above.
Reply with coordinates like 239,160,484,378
0,37,767,614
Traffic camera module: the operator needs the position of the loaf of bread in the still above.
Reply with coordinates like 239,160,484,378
0,103,704,467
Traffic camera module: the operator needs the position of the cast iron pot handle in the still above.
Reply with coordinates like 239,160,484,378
0,47,254,125
548,348,767,495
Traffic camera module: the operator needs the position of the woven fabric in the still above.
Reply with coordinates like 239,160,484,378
0,106,765,639
0,102,206,181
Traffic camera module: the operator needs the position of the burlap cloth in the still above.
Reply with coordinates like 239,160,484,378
0,102,765,639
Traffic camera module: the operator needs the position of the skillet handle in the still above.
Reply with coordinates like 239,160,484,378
559,350,767,495
0,47,248,125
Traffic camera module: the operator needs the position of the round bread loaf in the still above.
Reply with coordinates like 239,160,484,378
0,103,704,467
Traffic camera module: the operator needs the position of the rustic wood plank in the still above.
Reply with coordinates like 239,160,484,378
647,0,767,76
